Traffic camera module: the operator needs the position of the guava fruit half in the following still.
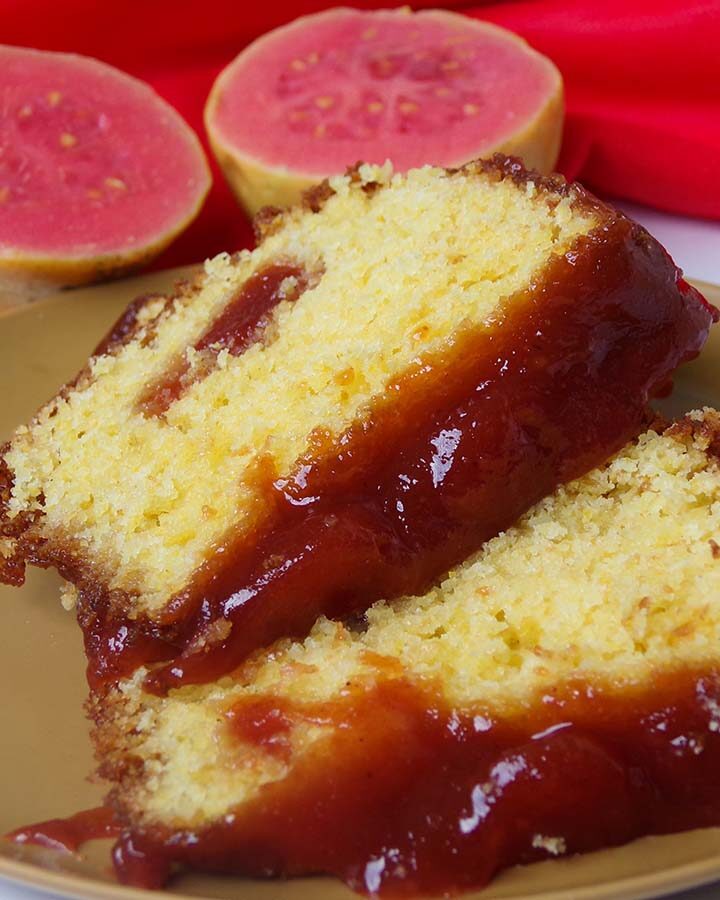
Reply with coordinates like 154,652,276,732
206,7,563,216
0,45,211,304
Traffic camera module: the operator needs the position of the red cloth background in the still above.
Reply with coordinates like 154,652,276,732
3,0,719,267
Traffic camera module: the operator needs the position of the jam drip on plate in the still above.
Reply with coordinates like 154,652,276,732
111,667,720,896
7,806,120,854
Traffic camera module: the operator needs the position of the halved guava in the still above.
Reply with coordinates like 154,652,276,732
0,45,211,305
205,7,563,216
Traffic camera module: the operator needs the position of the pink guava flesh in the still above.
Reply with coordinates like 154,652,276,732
211,9,559,175
0,46,210,258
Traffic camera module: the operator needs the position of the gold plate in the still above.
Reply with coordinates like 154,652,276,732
0,271,719,900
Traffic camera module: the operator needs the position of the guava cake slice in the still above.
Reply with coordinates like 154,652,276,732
206,7,563,214
0,45,211,304
92,412,720,896
0,156,715,697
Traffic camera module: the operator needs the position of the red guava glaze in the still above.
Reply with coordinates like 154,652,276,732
210,9,560,174
226,696,295,764
112,669,720,896
0,45,210,256
6,806,121,854
69,215,717,694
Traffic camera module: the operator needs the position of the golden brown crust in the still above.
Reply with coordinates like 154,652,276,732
0,449,41,585
252,154,616,252
666,409,720,462
92,273,206,360
86,687,143,823
0,449,14,531
92,292,166,357
466,154,609,222
300,180,336,215
252,206,286,243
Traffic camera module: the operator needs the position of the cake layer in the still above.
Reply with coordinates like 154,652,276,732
98,412,720,894
0,156,715,693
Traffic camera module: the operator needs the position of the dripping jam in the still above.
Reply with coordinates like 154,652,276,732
7,806,120,855
72,218,716,695
112,668,720,895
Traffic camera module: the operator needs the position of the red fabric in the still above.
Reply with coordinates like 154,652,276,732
3,0,719,267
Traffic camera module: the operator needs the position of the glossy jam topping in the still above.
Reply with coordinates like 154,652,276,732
112,668,720,895
138,263,309,417
72,217,716,694
6,806,120,854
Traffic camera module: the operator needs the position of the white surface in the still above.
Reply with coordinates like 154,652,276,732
0,887,74,900
616,202,720,285
1,210,719,900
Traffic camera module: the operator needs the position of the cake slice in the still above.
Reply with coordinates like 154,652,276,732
97,411,720,895
0,156,715,696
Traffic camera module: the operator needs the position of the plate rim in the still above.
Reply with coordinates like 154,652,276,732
3,834,720,900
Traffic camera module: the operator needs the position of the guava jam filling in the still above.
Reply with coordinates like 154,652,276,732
112,669,720,896
138,263,312,417
214,9,559,172
66,215,717,695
